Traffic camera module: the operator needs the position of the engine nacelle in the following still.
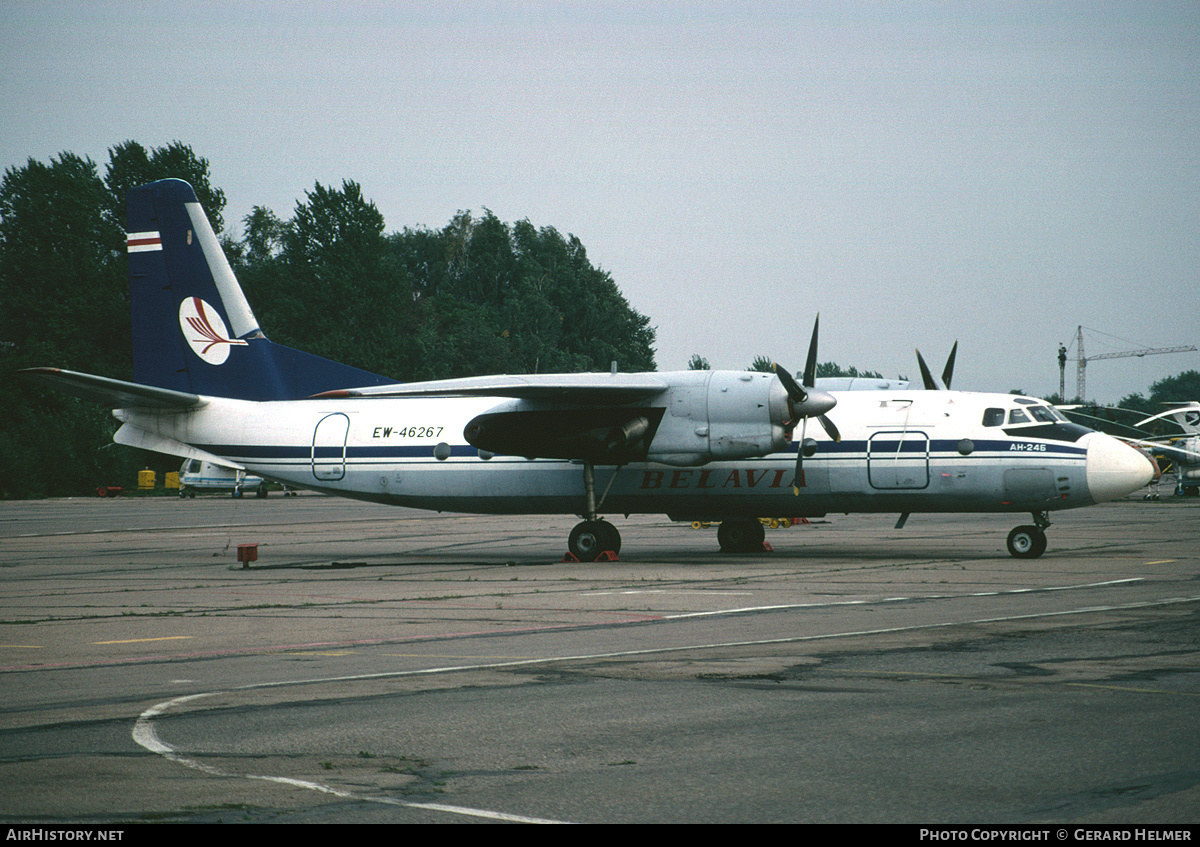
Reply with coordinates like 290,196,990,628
646,370,792,466
462,370,808,467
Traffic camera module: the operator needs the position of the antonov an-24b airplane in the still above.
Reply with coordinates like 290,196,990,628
20,180,1156,560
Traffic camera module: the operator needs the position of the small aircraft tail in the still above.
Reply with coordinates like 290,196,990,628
126,179,393,401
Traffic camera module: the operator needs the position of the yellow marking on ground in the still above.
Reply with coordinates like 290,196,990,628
93,636,195,645
1144,560,1176,565
381,653,542,660
4,645,44,649
284,650,357,656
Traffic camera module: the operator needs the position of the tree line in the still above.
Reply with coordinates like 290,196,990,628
687,353,887,380
1,142,655,497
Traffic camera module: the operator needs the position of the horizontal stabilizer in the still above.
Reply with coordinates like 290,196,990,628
312,372,670,404
17,368,203,409
113,424,241,468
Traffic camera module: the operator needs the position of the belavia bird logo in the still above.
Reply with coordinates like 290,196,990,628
179,297,248,365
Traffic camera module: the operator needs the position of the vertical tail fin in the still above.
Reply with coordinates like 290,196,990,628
127,179,393,400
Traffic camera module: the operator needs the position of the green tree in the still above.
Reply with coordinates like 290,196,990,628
383,211,656,377
1,152,139,495
687,354,710,370
104,140,227,234
1149,370,1200,405
242,206,288,265
1116,392,1151,414
244,180,410,380
0,153,125,371
389,226,448,302
816,362,885,379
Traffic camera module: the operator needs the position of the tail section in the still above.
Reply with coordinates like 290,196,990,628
1133,403,1200,436
127,179,393,400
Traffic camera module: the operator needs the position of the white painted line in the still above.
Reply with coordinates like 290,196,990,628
134,692,570,824
580,590,755,596
661,578,1146,620
133,582,1189,825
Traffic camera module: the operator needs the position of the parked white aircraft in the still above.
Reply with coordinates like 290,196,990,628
1132,403,1200,497
20,180,1156,560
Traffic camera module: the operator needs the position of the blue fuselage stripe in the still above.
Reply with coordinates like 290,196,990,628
203,438,1087,463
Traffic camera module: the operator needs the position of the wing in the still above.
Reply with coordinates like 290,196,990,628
310,373,672,463
1134,403,1200,432
17,368,203,409
310,372,670,404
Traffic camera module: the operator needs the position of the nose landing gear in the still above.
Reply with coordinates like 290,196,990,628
1007,512,1051,559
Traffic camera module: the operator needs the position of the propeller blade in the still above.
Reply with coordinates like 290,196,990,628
942,341,958,389
773,361,808,404
792,418,808,493
916,349,938,390
803,314,820,387
917,344,958,391
818,414,841,443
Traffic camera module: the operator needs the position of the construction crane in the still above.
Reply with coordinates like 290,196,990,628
1060,326,1196,402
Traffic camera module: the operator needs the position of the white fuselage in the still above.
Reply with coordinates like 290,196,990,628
114,385,1153,521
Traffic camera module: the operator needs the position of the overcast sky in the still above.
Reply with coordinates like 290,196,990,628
3,1,1198,404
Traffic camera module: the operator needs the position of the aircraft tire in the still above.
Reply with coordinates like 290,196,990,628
569,520,620,561
718,518,766,553
1006,525,1047,559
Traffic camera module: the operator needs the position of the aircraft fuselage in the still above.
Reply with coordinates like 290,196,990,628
113,384,1144,522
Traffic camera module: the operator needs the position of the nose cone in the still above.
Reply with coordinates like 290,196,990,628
796,388,837,418
1085,432,1155,504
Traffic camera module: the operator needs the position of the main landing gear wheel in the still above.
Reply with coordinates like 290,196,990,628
568,520,621,561
1006,525,1047,559
717,518,766,553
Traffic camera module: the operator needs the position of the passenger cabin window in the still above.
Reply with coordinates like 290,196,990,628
1008,409,1031,425
983,408,1005,427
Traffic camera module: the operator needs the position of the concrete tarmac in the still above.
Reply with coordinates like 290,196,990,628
1,492,1198,824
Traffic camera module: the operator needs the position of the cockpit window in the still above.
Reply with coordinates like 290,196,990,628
999,403,1088,442
983,408,1005,427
